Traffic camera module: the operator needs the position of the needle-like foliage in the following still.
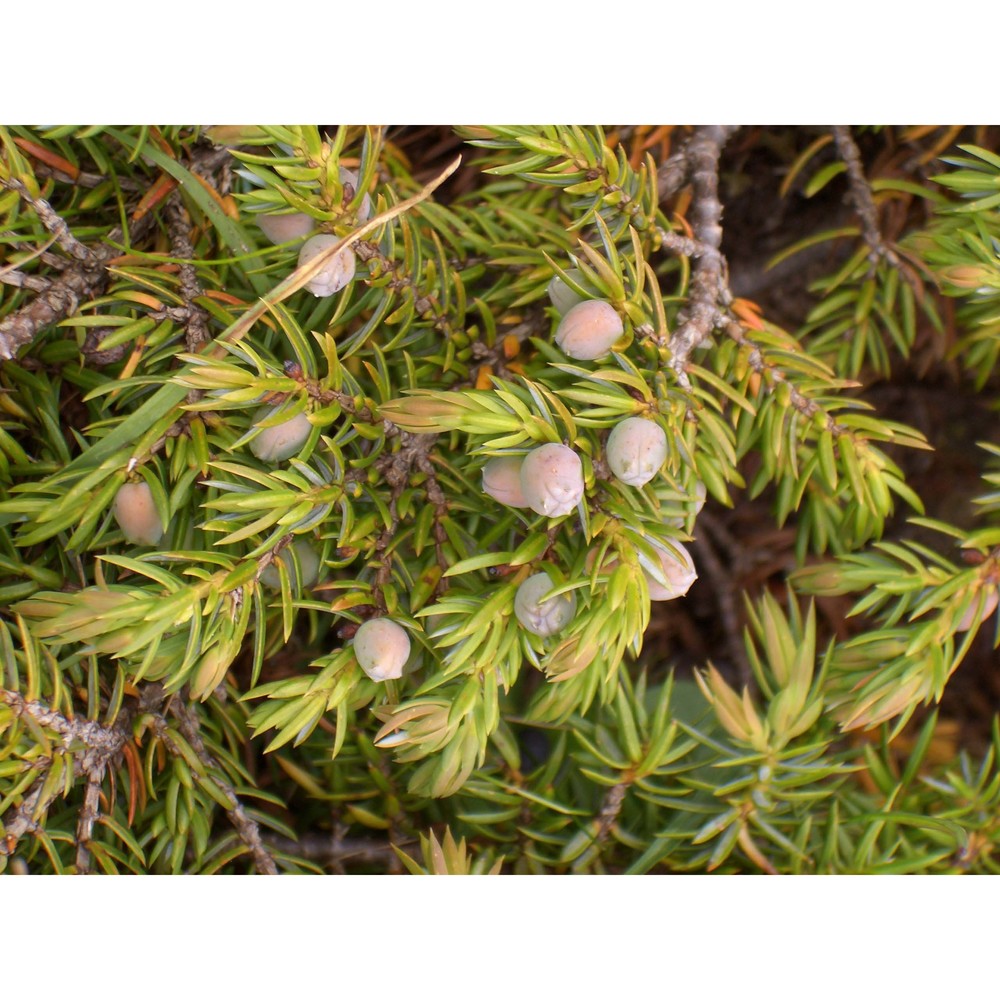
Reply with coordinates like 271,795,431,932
1,125,999,874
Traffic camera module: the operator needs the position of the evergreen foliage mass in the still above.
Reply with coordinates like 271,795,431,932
1,125,999,874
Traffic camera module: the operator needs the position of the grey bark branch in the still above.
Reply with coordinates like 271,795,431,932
1,777,45,853
0,268,52,293
657,149,690,202
0,212,156,361
164,196,211,350
0,685,166,866
74,767,106,874
1,688,140,753
0,142,230,363
3,179,93,262
667,126,740,385
595,781,629,844
657,227,717,260
651,129,855,472
164,700,278,875
265,831,414,869
0,684,277,873
831,125,901,270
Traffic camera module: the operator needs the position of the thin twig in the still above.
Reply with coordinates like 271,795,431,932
0,212,157,361
0,143,234,363
74,767,106,874
0,685,166,865
368,429,454,604
265,831,414,869
354,239,460,339
721,316,846,437
0,776,45,856
164,196,211,350
656,228,717,260
164,700,278,875
2,178,93,262
595,781,629,844
0,269,52,293
307,377,392,431
30,161,142,192
831,125,901,270
0,688,138,753
667,126,740,384
656,149,690,203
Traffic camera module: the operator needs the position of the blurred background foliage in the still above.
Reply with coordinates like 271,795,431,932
1,124,999,874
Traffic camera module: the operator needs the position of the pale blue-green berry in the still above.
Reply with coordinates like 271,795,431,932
641,541,697,601
256,211,315,245
260,540,320,590
514,572,576,637
249,407,312,462
519,443,584,517
482,456,530,507
354,619,411,681
298,234,357,296
112,481,166,545
554,300,623,360
606,417,668,487
546,268,591,315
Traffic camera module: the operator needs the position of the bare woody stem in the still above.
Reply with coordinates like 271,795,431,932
0,687,153,754
0,209,157,361
595,780,630,844
162,700,278,876
75,768,106,874
580,128,849,461
0,684,279,873
831,125,901,270
3,178,93,262
370,431,451,606
657,148,690,203
0,685,166,866
354,239,461,340
667,126,740,385
0,269,51,293
656,228,717,260
0,143,233,363
164,196,212,351
720,316,845,436
265,831,415,872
